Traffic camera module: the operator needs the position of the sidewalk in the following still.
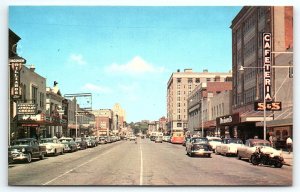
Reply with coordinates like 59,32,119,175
282,151,293,166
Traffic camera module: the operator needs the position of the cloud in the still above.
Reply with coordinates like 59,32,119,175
105,56,165,75
82,83,112,94
69,54,87,65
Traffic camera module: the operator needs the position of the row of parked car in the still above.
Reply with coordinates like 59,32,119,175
182,136,285,167
8,135,121,164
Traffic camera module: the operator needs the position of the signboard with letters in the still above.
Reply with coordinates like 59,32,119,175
10,57,25,99
17,103,37,115
254,33,282,111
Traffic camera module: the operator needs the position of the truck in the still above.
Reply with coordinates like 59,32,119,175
9,138,47,163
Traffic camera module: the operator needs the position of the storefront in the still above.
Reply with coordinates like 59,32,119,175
216,113,240,139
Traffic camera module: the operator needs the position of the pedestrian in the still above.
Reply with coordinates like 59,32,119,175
269,134,274,147
272,136,278,149
286,136,293,154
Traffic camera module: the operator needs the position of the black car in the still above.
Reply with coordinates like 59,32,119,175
186,137,212,157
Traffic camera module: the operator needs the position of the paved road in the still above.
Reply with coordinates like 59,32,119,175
8,138,292,186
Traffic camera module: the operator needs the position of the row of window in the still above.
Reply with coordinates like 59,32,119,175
21,84,45,109
177,78,201,84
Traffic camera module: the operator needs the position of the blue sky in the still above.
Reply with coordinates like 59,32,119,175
9,6,242,122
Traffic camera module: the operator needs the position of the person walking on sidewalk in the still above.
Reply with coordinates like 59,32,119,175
286,136,293,154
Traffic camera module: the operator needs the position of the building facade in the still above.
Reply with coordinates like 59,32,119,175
112,103,126,135
187,81,232,137
167,68,232,133
93,109,113,136
231,6,293,141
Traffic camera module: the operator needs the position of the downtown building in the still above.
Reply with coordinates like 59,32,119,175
92,109,113,137
230,6,293,143
187,81,232,137
167,68,232,133
9,29,95,141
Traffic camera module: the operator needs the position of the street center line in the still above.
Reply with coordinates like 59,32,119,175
139,145,143,185
42,150,112,185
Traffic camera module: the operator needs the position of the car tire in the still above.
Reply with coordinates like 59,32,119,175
26,153,32,163
54,149,57,156
237,152,241,160
207,154,211,158
39,153,44,160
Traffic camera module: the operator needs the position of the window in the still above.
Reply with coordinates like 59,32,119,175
195,78,200,83
206,78,211,82
188,78,193,83
40,93,45,109
177,91,180,96
177,78,181,83
31,86,38,105
22,84,27,102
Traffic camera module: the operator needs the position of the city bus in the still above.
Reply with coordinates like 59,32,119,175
171,129,185,144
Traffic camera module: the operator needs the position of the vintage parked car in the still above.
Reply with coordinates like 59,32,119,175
58,137,77,152
40,137,65,156
162,135,171,142
129,135,137,141
74,137,88,150
237,139,284,162
155,135,163,143
207,136,222,152
215,138,243,156
9,138,46,163
84,137,97,147
98,137,107,144
186,137,212,157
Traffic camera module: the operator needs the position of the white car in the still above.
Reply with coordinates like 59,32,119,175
40,137,64,156
215,138,243,156
237,139,283,161
207,136,222,152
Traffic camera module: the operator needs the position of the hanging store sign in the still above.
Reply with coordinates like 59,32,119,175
254,101,282,111
17,103,37,115
10,58,24,99
254,33,282,111
263,33,272,101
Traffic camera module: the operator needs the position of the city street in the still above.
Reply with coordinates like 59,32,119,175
8,138,292,186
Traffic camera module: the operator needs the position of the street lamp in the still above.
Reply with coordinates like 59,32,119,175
201,98,204,137
239,64,292,140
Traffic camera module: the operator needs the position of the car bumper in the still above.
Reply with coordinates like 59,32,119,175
11,152,29,161
192,150,213,156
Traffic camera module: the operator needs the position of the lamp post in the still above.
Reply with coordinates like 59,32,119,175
201,98,204,137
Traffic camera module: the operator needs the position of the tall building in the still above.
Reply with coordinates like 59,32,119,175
167,68,232,133
231,6,293,141
112,103,126,135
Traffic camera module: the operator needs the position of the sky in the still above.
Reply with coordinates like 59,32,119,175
9,6,242,122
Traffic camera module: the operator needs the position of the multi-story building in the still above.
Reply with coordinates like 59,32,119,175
112,103,126,135
93,109,113,136
45,81,65,138
230,6,293,141
187,81,232,136
167,68,232,133
158,116,168,134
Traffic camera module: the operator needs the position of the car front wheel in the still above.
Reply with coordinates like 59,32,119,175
26,153,32,163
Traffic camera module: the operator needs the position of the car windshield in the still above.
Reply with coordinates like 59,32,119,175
192,138,208,143
252,142,271,147
12,140,31,145
228,139,243,144
40,139,54,143
59,139,72,142
209,139,222,142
